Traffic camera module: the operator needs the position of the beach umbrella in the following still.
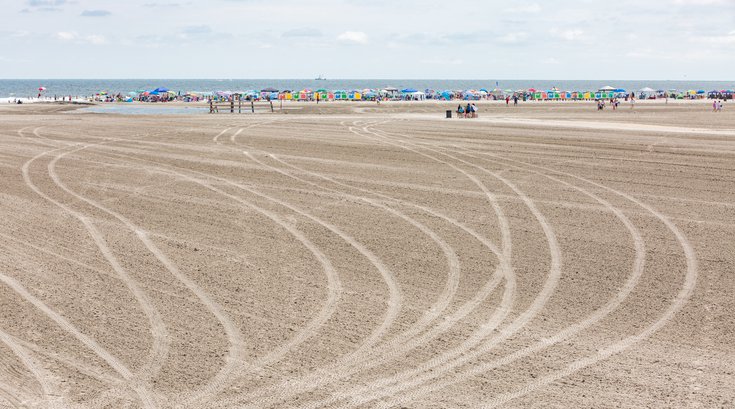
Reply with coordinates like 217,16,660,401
479,88,489,93
599,86,616,91
528,88,537,92
696,90,705,94
38,87,46,91
153,87,169,93
261,87,278,93
401,88,418,93
640,87,655,92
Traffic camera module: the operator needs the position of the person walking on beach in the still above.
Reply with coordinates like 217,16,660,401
713,99,719,112
513,95,518,106
457,104,464,118
472,103,478,118
505,96,510,106
630,95,636,110
466,103,472,118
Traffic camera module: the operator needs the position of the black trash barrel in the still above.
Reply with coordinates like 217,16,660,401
446,110,452,118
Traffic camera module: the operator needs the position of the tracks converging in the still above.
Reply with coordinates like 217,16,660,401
0,112,730,408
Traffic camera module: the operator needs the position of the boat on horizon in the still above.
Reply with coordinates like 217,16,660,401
315,75,327,81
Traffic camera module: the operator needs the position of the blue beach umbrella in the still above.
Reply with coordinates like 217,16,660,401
401,88,418,93
153,87,169,93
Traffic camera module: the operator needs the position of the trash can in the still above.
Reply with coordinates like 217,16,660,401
446,110,452,119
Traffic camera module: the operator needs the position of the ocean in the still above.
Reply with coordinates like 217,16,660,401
1,79,734,98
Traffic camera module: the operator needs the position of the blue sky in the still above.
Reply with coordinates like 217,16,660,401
1,0,733,79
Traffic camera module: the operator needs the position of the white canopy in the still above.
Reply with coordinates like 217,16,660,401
599,86,616,91
639,87,656,92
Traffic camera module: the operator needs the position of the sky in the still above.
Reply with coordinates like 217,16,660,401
0,0,733,79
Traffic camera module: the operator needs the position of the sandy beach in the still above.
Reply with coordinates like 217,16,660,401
0,101,733,408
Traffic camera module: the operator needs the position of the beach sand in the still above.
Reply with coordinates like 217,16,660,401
0,101,733,408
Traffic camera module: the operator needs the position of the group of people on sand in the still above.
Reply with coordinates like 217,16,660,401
713,100,725,112
596,96,635,111
457,103,479,118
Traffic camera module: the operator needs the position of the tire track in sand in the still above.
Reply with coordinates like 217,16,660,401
359,134,648,408
303,122,560,408
206,121,505,408
0,327,58,408
203,116,513,407
98,142,389,409
49,142,247,408
64,140,343,409
0,270,156,409
442,150,698,408
21,145,163,409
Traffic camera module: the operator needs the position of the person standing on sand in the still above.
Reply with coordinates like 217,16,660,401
472,103,478,118
457,104,464,118
513,95,518,106
630,95,635,110
505,96,510,106
713,100,718,112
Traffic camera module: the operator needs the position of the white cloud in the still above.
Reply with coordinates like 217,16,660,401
505,3,541,13
86,35,107,45
337,31,368,45
550,28,585,41
497,32,529,44
55,31,76,41
54,31,107,45
692,31,735,44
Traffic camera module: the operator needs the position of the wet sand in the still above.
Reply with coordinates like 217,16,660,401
0,101,733,408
